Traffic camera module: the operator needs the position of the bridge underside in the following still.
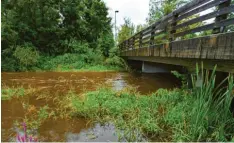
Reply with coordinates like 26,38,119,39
124,56,234,73
121,32,234,73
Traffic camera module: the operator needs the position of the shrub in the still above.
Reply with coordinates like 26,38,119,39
13,43,39,70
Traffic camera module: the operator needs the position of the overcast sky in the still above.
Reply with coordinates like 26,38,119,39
103,0,150,28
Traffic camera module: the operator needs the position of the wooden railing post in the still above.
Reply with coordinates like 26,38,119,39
213,0,231,34
130,38,133,50
170,14,179,41
132,36,135,49
139,32,143,48
124,41,127,51
128,39,130,50
150,26,155,48
149,26,155,56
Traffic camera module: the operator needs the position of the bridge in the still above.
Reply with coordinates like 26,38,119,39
119,0,234,73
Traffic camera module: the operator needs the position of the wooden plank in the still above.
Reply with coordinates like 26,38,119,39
213,0,232,34
200,37,209,59
170,14,179,41
176,0,229,22
222,32,234,60
174,18,234,37
160,43,171,57
173,5,234,30
171,42,178,57
180,40,189,58
153,45,161,57
231,32,234,60
215,33,226,59
174,0,211,15
192,38,202,58
206,36,217,59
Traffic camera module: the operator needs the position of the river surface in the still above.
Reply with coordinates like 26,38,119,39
1,72,180,142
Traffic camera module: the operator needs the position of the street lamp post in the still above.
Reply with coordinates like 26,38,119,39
115,10,119,44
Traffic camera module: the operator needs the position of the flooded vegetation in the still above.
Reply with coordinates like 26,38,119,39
1,71,180,142
2,67,234,142
2,0,234,141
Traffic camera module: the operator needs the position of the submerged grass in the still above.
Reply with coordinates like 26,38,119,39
63,64,234,142
54,65,125,72
1,86,37,100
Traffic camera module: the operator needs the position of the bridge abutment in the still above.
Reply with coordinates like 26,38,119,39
142,61,171,73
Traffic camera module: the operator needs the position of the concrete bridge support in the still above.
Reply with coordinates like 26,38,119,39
126,60,184,73
142,61,171,73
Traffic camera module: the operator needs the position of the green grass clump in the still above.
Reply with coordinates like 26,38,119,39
1,87,25,100
67,65,234,142
69,87,164,141
37,53,127,72
1,86,38,100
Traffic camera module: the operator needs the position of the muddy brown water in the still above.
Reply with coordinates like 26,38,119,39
1,72,180,142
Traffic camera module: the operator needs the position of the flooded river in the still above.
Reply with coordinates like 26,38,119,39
1,72,180,142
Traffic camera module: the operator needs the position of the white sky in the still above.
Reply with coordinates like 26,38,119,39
103,0,150,28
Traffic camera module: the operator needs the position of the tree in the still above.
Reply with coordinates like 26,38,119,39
117,18,135,44
1,0,114,71
146,0,189,25
1,0,113,55
135,24,147,33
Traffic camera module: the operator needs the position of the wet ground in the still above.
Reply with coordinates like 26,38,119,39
1,71,180,142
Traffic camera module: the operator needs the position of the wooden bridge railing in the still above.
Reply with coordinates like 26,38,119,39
119,0,234,54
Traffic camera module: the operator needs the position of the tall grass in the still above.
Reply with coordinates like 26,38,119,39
188,63,234,141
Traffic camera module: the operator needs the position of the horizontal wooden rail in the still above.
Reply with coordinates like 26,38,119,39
119,0,234,53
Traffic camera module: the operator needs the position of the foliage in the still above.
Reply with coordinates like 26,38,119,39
37,50,126,72
171,70,188,89
1,87,25,100
1,0,116,72
117,18,135,44
146,0,189,25
13,44,40,70
135,24,147,33
1,86,38,100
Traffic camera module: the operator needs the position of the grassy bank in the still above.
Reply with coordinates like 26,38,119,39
2,43,127,72
48,65,125,72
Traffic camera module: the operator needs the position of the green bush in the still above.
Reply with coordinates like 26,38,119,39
13,43,39,70
105,56,127,68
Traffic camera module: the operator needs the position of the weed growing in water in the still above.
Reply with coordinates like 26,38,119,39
1,86,38,100
16,122,38,142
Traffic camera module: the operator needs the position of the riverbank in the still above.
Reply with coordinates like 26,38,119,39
33,65,126,72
